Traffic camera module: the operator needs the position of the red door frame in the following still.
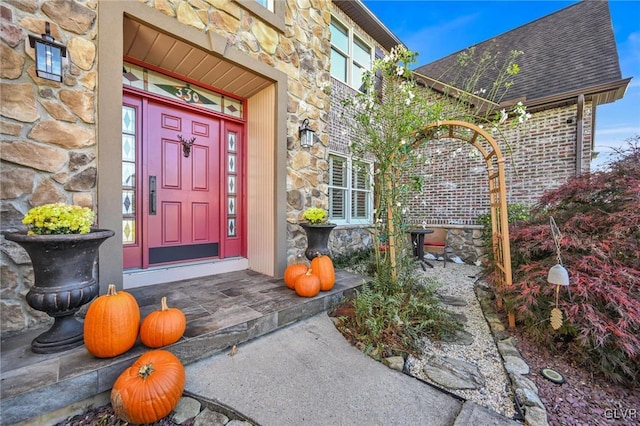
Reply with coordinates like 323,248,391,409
122,87,246,269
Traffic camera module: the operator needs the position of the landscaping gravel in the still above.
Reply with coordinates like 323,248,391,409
405,262,518,419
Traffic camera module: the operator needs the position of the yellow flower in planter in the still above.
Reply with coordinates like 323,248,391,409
302,207,329,225
22,203,95,235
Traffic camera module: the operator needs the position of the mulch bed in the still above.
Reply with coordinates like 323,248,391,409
508,327,640,426
53,404,193,426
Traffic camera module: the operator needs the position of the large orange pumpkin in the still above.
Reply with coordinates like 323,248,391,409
294,269,321,297
84,284,140,358
140,296,187,348
311,255,335,291
284,263,308,289
111,349,185,424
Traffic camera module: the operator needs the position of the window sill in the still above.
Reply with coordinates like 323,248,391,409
332,223,374,230
235,0,285,33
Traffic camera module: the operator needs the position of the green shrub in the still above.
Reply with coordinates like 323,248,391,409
332,248,376,276
334,257,461,360
477,203,531,250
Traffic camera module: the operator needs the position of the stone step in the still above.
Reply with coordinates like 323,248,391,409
0,269,364,425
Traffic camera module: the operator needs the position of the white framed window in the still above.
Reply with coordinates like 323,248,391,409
329,153,373,225
254,0,274,12
330,17,372,90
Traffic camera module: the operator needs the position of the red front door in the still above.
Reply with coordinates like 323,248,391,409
146,101,221,265
122,92,244,269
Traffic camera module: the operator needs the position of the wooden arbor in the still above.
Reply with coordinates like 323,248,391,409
417,120,515,328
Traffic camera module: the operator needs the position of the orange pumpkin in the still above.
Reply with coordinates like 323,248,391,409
284,263,308,289
111,349,185,424
140,296,187,348
84,284,140,358
294,269,321,297
311,255,335,291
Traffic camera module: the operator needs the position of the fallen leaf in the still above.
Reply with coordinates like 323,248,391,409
229,345,238,357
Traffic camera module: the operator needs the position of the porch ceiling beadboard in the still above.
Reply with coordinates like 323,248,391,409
123,17,272,99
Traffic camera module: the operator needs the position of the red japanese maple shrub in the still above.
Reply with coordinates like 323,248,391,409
505,137,640,384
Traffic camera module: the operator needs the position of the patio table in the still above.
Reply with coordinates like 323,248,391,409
409,229,435,270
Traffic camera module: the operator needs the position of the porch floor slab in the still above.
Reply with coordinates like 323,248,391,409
0,269,364,425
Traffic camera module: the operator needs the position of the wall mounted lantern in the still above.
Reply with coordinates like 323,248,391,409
28,22,67,82
298,118,315,148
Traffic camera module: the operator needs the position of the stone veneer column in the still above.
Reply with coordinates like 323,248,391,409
1,0,98,333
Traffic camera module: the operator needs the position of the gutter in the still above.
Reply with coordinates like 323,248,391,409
576,94,585,175
519,78,631,112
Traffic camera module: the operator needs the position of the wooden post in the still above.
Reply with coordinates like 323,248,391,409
385,173,397,280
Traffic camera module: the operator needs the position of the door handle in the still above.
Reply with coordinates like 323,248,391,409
149,176,156,215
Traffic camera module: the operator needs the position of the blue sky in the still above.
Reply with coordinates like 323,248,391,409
362,0,640,169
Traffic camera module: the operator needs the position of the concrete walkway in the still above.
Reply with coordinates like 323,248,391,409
185,313,520,425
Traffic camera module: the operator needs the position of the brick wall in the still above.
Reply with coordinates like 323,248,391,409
328,60,594,260
404,102,593,226
328,78,354,155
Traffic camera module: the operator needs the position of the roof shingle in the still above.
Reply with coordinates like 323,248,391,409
415,1,625,107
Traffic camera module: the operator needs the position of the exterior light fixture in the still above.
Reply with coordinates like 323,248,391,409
298,118,315,148
28,22,66,82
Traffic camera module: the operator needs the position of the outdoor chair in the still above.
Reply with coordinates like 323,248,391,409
423,228,448,267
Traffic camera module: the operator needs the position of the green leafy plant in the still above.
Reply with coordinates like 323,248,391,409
302,207,329,225
342,45,528,280
332,248,376,276
478,203,531,249
22,203,95,235
333,257,460,360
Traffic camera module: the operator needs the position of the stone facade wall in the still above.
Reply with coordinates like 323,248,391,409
445,226,487,265
329,225,373,258
1,0,335,334
1,0,99,334
287,4,388,263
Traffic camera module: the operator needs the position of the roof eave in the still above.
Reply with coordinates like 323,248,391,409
520,78,632,112
332,0,404,52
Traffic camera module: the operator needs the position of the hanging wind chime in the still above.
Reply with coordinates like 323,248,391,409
540,217,571,385
547,217,570,330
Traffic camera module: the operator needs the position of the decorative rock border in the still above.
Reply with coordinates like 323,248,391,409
475,283,551,426
172,392,258,425
53,391,259,426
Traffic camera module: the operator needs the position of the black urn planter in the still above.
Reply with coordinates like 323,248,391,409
300,223,336,261
4,229,115,354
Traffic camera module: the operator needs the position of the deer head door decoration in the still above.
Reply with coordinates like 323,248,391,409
177,134,196,158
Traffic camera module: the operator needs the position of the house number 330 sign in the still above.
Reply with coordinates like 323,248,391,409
174,86,200,103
